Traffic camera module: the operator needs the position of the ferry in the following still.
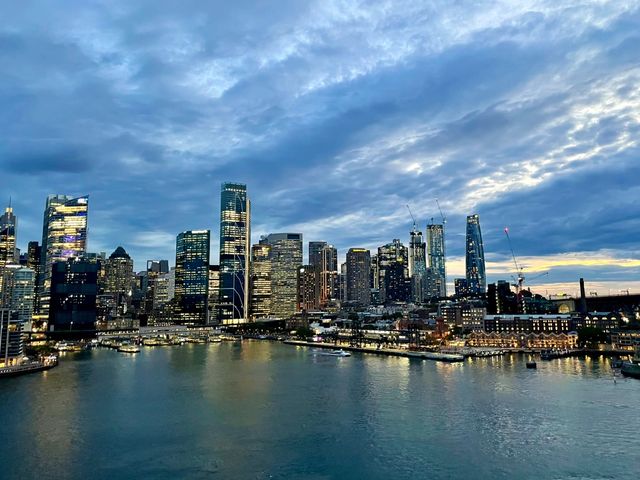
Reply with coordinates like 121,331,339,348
0,355,58,378
621,347,640,379
117,344,141,353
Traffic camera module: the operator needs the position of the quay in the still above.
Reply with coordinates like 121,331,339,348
284,340,465,362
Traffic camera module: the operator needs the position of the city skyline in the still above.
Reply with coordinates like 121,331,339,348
2,1,640,296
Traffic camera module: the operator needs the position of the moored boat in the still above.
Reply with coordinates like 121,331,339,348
322,349,351,357
117,344,140,353
621,347,640,379
526,361,537,369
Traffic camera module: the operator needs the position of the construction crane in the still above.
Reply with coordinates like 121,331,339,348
435,199,447,227
406,204,417,230
504,227,548,294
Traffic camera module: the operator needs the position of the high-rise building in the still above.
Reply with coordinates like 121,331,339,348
454,278,470,297
308,241,326,269
104,246,134,317
39,195,88,318
208,265,220,321
346,248,371,306
3,266,36,325
0,204,17,297
218,182,250,324
1,308,24,367
409,226,428,303
250,242,271,319
26,241,41,310
309,241,338,306
264,233,303,319
465,214,486,295
144,260,169,314
426,223,446,297
298,265,320,311
378,239,409,303
175,230,210,325
49,259,98,335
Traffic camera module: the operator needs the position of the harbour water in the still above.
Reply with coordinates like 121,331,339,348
1,341,639,479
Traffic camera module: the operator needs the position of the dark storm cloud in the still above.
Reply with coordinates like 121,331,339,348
0,0,639,292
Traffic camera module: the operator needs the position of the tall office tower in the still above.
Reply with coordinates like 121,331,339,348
1,308,24,367
427,223,446,297
409,226,427,303
49,259,98,335
144,260,169,314
370,253,379,290
298,265,320,311
340,262,347,303
320,244,338,305
208,265,220,321
3,266,36,325
346,248,371,306
454,278,470,297
219,182,250,324
264,233,303,319
250,242,271,319
377,239,409,303
308,241,326,268
0,204,17,297
465,214,486,295
104,246,134,317
26,241,41,311
175,230,210,325
39,195,88,318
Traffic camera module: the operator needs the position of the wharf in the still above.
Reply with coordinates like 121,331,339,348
284,340,465,362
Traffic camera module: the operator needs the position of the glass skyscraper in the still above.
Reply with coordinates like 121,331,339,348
465,214,486,295
39,195,88,318
250,242,271,319
409,227,427,302
0,204,17,297
427,223,446,297
175,230,210,325
218,183,250,324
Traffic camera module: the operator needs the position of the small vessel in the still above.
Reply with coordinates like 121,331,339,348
526,361,537,369
621,347,640,379
322,349,351,357
118,344,140,353
611,357,624,369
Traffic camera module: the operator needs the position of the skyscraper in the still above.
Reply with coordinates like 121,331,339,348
409,226,427,302
104,246,134,317
39,195,88,318
346,248,371,306
3,266,36,325
309,242,338,307
49,259,98,335
0,204,17,297
465,214,486,295
378,239,409,303
427,223,446,297
298,265,320,311
250,242,271,319
175,230,210,325
264,233,303,319
218,182,250,324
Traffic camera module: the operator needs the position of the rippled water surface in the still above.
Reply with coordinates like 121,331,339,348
1,342,639,479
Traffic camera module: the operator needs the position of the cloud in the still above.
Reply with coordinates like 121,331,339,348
0,0,639,291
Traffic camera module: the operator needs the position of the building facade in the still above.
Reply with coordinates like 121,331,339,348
250,243,271,319
265,233,303,319
409,227,428,303
346,248,371,306
39,195,88,318
49,259,98,334
378,239,409,303
426,223,446,297
175,230,210,325
218,183,250,323
465,214,486,295
0,205,17,297
298,265,320,311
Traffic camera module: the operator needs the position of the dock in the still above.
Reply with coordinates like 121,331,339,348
284,340,465,362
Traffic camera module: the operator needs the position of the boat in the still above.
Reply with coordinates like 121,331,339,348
55,342,83,352
118,344,140,353
621,347,640,379
611,357,624,369
540,349,571,360
526,361,537,369
0,355,58,378
322,349,351,357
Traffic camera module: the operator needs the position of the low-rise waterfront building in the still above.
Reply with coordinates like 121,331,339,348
467,331,578,350
483,314,572,334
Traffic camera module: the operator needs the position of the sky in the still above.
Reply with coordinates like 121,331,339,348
1,0,639,296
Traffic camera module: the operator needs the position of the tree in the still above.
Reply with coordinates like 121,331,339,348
577,327,607,349
295,326,315,340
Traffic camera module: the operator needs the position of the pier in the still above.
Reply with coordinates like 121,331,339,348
284,340,465,362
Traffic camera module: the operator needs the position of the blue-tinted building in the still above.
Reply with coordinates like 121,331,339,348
175,230,210,325
218,183,250,324
465,214,486,295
